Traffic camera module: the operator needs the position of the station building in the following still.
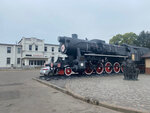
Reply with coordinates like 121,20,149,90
142,52,150,74
0,37,66,68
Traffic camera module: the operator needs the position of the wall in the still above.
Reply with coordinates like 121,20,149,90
20,38,45,58
145,58,150,74
0,44,22,68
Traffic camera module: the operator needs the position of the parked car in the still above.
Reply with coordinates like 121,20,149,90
40,65,50,76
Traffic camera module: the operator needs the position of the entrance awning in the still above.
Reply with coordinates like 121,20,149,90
21,57,48,60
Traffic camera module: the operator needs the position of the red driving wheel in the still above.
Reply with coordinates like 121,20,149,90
85,67,93,75
65,67,72,76
121,64,124,72
96,63,104,74
113,62,120,73
105,62,112,74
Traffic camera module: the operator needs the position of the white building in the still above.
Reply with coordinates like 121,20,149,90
0,37,66,68
0,43,22,68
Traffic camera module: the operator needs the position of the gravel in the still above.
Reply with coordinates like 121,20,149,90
67,74,150,112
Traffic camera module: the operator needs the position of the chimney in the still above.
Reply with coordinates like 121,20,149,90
72,34,78,39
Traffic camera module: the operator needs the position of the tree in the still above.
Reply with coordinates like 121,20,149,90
121,32,138,45
109,34,123,45
135,31,150,48
109,32,138,45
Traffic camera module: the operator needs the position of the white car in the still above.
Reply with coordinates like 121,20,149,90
40,66,50,76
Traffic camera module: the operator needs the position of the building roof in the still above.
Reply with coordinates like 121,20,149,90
18,37,59,46
18,37,43,44
0,43,22,46
142,52,150,58
18,38,23,44
44,43,59,46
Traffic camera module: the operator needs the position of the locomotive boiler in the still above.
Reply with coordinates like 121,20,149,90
49,34,150,76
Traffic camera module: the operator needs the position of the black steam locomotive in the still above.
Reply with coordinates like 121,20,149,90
49,34,150,76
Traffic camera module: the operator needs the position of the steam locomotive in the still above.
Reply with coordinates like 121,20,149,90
49,34,150,76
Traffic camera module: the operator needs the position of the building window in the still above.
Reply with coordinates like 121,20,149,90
37,61,40,65
29,60,45,65
44,47,47,52
35,45,38,51
58,48,60,52
7,58,11,64
51,57,54,62
17,58,20,64
52,47,54,52
7,47,11,53
29,60,33,65
34,60,37,65
29,45,32,50
18,48,21,54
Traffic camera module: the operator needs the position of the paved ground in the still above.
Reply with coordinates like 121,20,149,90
0,70,120,113
67,74,150,112
39,73,119,88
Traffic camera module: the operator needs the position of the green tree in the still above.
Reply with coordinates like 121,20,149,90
121,32,138,45
109,34,123,45
135,31,150,48
109,32,138,45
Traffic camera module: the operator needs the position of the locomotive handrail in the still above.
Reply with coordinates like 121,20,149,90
84,53,128,58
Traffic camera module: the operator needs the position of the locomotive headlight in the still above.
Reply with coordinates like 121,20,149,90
80,63,84,67
61,44,65,52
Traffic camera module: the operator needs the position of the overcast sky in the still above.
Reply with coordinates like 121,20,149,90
0,0,150,44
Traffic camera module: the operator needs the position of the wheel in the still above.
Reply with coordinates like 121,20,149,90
105,62,112,74
57,69,64,75
65,67,72,76
121,64,124,72
85,67,93,75
96,63,104,75
113,62,120,73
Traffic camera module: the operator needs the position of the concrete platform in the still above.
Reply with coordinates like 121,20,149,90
66,74,150,112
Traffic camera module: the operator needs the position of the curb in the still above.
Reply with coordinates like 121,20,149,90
33,77,148,113
0,69,40,72
32,78,68,94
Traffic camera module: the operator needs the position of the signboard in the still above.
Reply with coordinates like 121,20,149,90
33,55,43,57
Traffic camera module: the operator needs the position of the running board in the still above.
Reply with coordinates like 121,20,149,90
84,53,128,58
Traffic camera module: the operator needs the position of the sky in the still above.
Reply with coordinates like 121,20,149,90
0,0,150,44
